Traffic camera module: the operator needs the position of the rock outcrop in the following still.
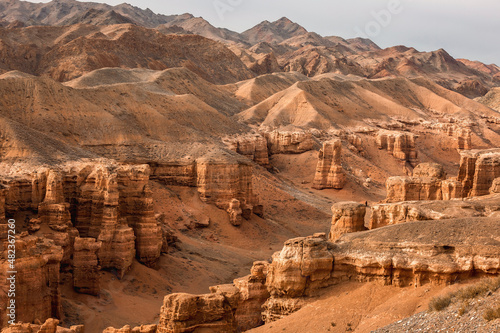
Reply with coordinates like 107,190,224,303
224,134,270,167
262,218,500,322
196,154,259,215
264,130,314,154
312,139,346,190
458,149,500,197
385,176,444,203
117,165,162,267
0,237,63,327
376,131,418,167
329,202,367,241
412,163,447,180
227,199,243,226
73,237,101,296
103,324,157,333
491,178,500,194
157,261,269,333
0,318,84,333
369,202,449,229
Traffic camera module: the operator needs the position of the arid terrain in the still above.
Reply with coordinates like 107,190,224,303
0,0,499,332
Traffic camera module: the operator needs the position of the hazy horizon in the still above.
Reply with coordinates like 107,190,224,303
34,0,500,65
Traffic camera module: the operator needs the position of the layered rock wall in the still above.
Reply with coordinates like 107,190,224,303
0,237,63,327
329,202,366,241
312,139,346,190
458,149,500,197
376,131,418,167
73,237,101,296
264,130,314,154
156,262,269,333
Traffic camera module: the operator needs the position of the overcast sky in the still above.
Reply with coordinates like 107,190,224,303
39,0,500,65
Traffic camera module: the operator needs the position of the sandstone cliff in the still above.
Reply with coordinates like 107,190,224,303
376,131,418,167
312,139,346,190
329,202,366,241
156,262,269,333
262,218,500,322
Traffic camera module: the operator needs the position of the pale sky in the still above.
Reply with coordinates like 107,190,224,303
38,0,500,65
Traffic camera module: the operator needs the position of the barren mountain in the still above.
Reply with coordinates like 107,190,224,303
242,17,308,45
0,0,179,27
0,23,255,83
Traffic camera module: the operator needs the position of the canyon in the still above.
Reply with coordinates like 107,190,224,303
0,0,499,332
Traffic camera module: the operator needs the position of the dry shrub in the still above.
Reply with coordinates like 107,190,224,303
429,294,453,311
484,305,500,321
429,276,500,312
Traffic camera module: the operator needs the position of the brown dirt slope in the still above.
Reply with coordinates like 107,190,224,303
0,23,255,83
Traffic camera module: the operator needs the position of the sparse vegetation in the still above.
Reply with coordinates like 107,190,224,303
429,294,453,311
484,305,500,321
429,277,500,312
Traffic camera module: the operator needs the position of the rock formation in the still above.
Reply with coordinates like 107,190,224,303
224,134,270,167
369,202,449,229
0,318,84,333
458,149,500,197
264,130,314,154
329,202,367,241
412,163,447,180
0,237,63,327
441,179,464,200
103,324,157,333
312,139,346,190
196,154,259,215
376,131,419,167
117,165,162,267
73,237,101,296
156,262,268,333
227,199,243,226
385,176,443,202
491,178,500,194
262,218,500,322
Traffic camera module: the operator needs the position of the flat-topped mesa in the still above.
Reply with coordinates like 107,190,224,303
312,139,346,190
0,237,63,327
376,131,419,167
458,149,500,197
157,261,269,333
329,202,367,241
223,134,270,167
73,237,102,296
263,129,315,154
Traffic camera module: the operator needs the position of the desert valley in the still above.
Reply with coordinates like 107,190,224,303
0,0,499,332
